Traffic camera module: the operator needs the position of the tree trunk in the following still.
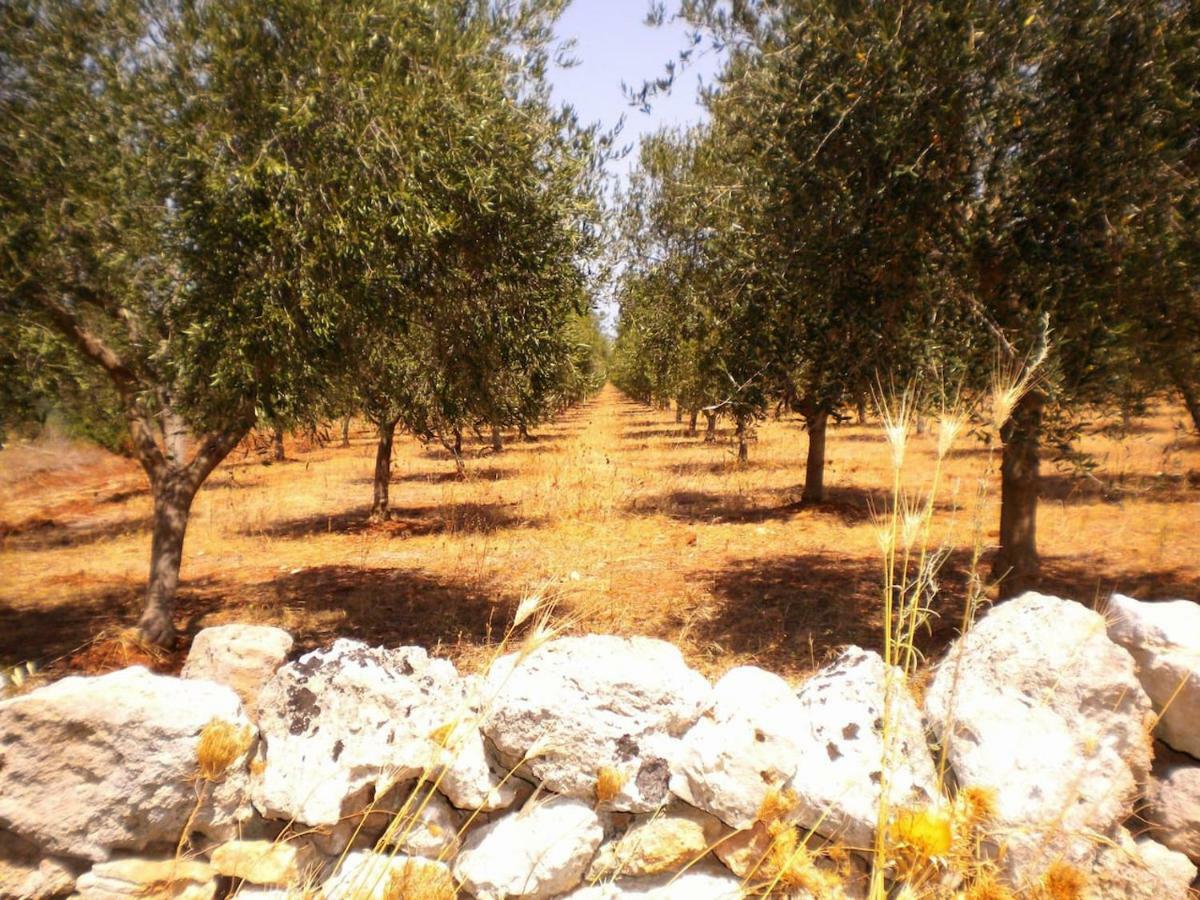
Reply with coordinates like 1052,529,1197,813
137,472,200,646
856,399,867,425
675,404,684,424
453,428,465,477
272,427,285,461
341,415,352,448
519,421,535,442
802,408,829,504
704,411,717,443
994,391,1043,595
370,419,398,521
1175,374,1200,433
491,425,503,453
688,409,698,435
735,414,749,464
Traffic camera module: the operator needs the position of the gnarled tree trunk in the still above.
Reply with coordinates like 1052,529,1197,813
370,418,398,521
802,407,829,504
341,415,352,448
735,414,749,464
491,424,503,453
1173,369,1200,433
687,408,698,435
703,410,717,443
675,403,684,424
135,425,248,647
272,427,285,461
994,391,1043,596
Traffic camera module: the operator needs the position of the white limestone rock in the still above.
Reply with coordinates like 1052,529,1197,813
75,859,215,900
378,786,463,861
562,862,744,899
453,796,603,899
0,829,80,900
925,591,1154,881
252,640,513,827
208,840,317,887
672,649,940,848
321,851,454,900
587,802,725,879
0,667,254,861
1144,742,1200,863
182,625,294,719
1087,829,1197,900
1107,593,1200,757
482,636,711,813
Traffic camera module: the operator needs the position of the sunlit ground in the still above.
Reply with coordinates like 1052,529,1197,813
2,384,1197,682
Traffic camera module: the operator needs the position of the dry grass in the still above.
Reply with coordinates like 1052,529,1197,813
0,385,1197,679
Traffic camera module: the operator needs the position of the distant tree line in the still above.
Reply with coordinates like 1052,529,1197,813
612,0,1199,593
0,0,608,645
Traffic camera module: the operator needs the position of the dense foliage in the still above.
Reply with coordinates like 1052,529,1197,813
613,0,1199,584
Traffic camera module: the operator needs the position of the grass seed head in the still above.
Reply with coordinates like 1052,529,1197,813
595,766,627,804
196,719,253,781
755,786,798,825
381,860,455,900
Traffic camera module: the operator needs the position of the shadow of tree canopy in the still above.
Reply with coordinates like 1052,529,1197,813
0,514,153,550
245,502,534,539
695,550,1198,679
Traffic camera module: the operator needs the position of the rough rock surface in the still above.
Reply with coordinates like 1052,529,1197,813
563,862,744,899
322,851,454,900
672,649,939,847
925,592,1154,881
1107,593,1200,757
182,625,294,718
0,667,254,861
253,640,513,826
483,637,710,812
587,803,724,878
1144,742,1200,863
0,829,79,900
1087,829,1197,900
379,786,464,861
453,797,603,899
712,823,868,898
75,859,215,900
209,839,315,886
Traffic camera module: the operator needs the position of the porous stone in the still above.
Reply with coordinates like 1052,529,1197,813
587,803,724,879
321,851,454,900
672,649,940,848
1107,593,1200,757
0,667,255,861
182,625,294,718
925,592,1154,882
74,859,215,900
1087,829,1197,900
1144,742,1200,863
482,636,711,812
252,640,513,827
453,796,603,899
0,829,80,900
562,862,744,898
378,785,463,861
208,840,315,886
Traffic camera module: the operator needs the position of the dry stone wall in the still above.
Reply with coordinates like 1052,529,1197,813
1,591,1198,899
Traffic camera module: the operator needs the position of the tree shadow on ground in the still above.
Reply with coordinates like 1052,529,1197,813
0,514,153,550
252,565,515,657
246,502,533,539
698,549,1198,680
1038,472,1199,506
627,489,805,525
622,427,689,441
348,464,513,486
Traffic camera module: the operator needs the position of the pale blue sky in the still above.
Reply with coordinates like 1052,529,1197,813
549,0,722,184
548,1,723,327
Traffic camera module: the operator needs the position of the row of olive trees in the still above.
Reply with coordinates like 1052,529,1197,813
0,0,606,644
612,0,1199,593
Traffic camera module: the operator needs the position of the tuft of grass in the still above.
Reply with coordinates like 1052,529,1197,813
196,719,253,781
594,766,627,805
380,859,455,900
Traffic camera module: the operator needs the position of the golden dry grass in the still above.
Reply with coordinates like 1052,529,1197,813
1,385,1198,679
